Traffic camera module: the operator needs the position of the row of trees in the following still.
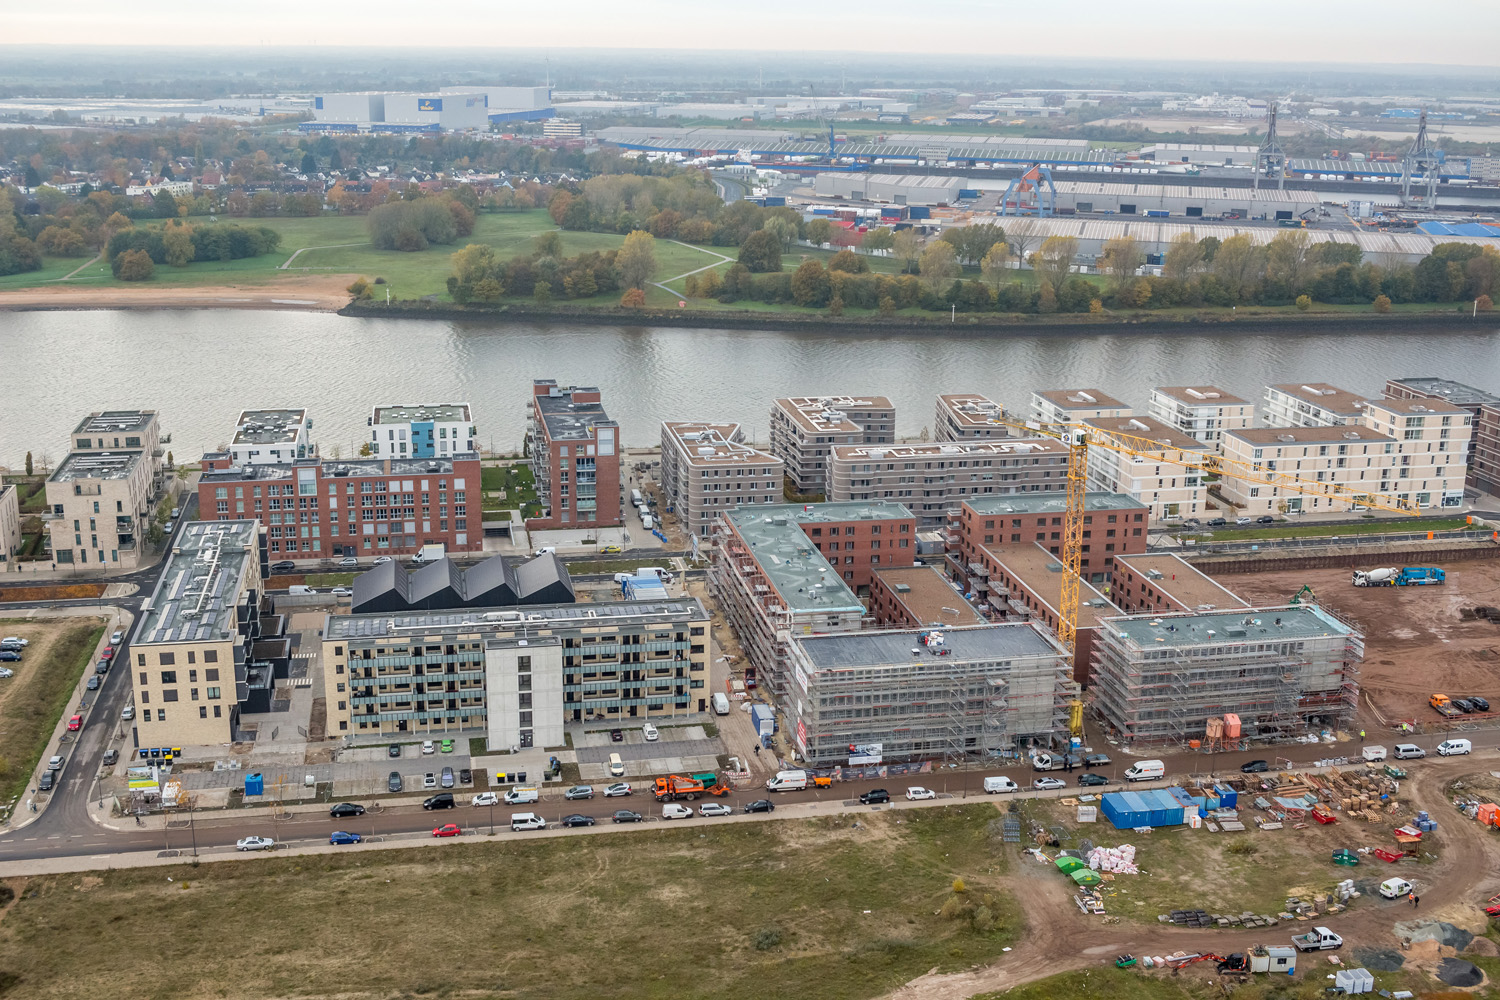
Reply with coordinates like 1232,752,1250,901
105,221,282,278
445,230,658,304
367,194,475,252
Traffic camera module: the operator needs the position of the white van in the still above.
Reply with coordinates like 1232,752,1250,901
503,786,539,804
510,812,545,831
1379,877,1414,899
712,692,731,716
609,753,625,777
642,516,654,531
983,776,1019,794
1394,744,1426,759
288,585,316,595
1437,738,1473,756
1362,745,1388,762
662,803,694,820
533,546,557,556
631,489,643,506
635,567,669,580
1123,759,1165,782
766,770,808,792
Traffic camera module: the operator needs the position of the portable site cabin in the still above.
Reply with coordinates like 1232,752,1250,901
1478,803,1500,827
1100,789,1186,829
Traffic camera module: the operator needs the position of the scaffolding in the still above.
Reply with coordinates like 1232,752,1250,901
1090,605,1362,744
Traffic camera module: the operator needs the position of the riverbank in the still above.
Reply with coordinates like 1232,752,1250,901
0,275,356,312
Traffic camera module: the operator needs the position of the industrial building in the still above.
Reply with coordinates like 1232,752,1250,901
441,85,554,123
1090,605,1363,743
869,565,985,629
659,421,783,539
1031,389,1133,425
825,439,1072,529
526,381,621,531
656,103,768,120
769,395,895,495
553,100,661,118
785,623,1073,765
350,552,573,614
321,598,711,745
814,173,964,207
1385,377,1500,495
228,409,315,467
308,91,491,132
1042,180,1320,220
1082,416,1209,521
369,403,475,459
935,393,1013,442
1147,387,1255,448
542,120,583,139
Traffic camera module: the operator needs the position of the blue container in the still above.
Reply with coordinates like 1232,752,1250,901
907,206,930,220
1102,791,1150,829
245,772,264,796
1214,783,1239,810
1146,209,1170,218
763,196,786,207
958,189,981,199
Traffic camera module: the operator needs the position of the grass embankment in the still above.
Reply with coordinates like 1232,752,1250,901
1205,516,1477,542
0,619,105,807
0,806,1017,1000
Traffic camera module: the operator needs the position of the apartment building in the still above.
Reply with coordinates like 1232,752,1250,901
870,565,985,629
1091,605,1362,743
934,393,1012,441
369,403,476,458
1147,386,1255,447
321,598,710,744
827,439,1071,529
1360,396,1470,508
131,520,267,747
1385,377,1500,495
1110,552,1249,615
709,501,913,699
44,451,156,570
948,492,1150,587
659,421,783,539
228,409,315,466
1082,416,1209,520
71,410,165,491
1031,389,1133,426
527,381,621,530
769,395,895,494
199,453,483,559
786,624,1072,765
0,485,20,566
1262,384,1366,428
1218,426,1400,515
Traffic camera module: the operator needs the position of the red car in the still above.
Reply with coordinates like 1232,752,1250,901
101,647,115,659
432,823,461,838
67,714,82,731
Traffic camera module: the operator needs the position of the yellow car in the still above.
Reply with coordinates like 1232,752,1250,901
601,545,622,554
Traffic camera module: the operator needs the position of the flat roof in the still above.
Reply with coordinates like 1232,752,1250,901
1227,426,1394,446
795,622,1063,670
373,403,471,424
200,455,475,484
535,391,616,442
833,439,1068,461
1102,604,1355,649
324,597,708,640
875,566,985,625
50,450,142,483
1035,388,1131,412
1388,377,1500,407
1266,383,1366,416
1114,552,1249,611
1153,386,1250,407
137,520,259,645
774,395,894,435
987,542,1118,628
73,410,157,435
1083,415,1209,452
937,393,1008,428
1365,396,1466,416
963,491,1146,515
663,421,779,468
233,409,308,445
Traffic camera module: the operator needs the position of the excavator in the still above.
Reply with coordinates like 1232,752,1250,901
1289,584,1317,606
1163,953,1251,976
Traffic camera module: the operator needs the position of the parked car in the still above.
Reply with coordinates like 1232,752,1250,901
662,803,694,820
610,729,624,742
0,637,27,647
509,814,545,831
96,661,110,674
1256,516,1276,524
338,556,358,568
270,561,296,574
1207,517,1227,527
1032,777,1067,791
110,631,123,645
1083,753,1112,768
604,782,632,797
330,802,366,818
699,802,732,817
459,768,472,784
1240,759,1269,773
1470,696,1491,713
440,767,455,788
601,545,622,554
905,787,936,801
422,772,437,789
564,785,595,800
1235,516,1252,525
388,743,402,758
47,755,63,770
441,739,454,753
1076,773,1110,787
642,722,659,742
100,647,115,660
330,587,352,598
859,789,891,804
432,823,462,838
102,749,119,766
0,667,12,678
37,772,54,791
422,793,454,810
0,651,21,662
561,814,596,828
67,714,82,731
86,675,100,690
236,836,274,851
612,809,644,823
387,771,403,793
744,799,775,814
472,792,499,807
122,705,135,721
372,556,392,566
169,507,180,520
421,740,435,755
1452,697,1475,714
329,831,363,845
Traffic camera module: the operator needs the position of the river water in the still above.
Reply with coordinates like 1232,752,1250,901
4,309,1500,468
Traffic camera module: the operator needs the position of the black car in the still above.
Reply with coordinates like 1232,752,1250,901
38,771,55,791
1240,759,1269,773
1076,773,1110,787
0,651,20,662
423,793,456,810
1083,753,1111,768
86,675,100,690
612,809,644,823
459,768,472,784
270,560,296,574
610,729,624,742
743,799,775,813
1207,517,1227,527
96,661,110,674
1453,698,1475,714
562,814,596,828
387,771,403,793
1470,696,1491,713
1256,516,1276,524
330,802,366,818
388,743,402,758
102,749,119,766
859,789,891,805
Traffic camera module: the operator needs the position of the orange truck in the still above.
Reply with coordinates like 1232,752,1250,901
1431,693,1463,718
652,774,731,802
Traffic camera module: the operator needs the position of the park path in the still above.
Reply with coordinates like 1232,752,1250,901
280,242,371,270
650,240,735,298
44,253,104,282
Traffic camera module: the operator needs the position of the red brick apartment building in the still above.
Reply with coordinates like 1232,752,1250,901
526,380,622,530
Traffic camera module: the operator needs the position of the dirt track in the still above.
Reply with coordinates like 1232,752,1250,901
884,758,1499,999
0,274,356,312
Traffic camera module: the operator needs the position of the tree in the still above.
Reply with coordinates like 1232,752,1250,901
790,260,831,307
163,225,195,267
1001,218,1043,265
300,152,317,175
1098,236,1143,291
116,249,154,281
24,452,32,476
36,226,86,257
23,163,41,188
918,240,959,287
1197,235,1222,264
762,215,798,251
620,287,646,309
531,231,563,260
1265,230,1312,291
1212,234,1265,301
1296,294,1312,311
1163,232,1203,281
979,242,1011,289
105,212,133,233
737,229,783,273
547,189,574,226
827,248,868,274
862,226,895,252
803,218,833,247
1029,235,1078,296
616,230,656,290
153,189,178,220
941,222,1006,266
451,244,497,287
329,148,343,171
1374,294,1392,313
892,229,923,274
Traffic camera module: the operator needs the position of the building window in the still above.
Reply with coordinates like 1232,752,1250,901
199,707,208,719
161,671,177,684
158,652,175,666
163,690,178,702
205,666,219,679
214,705,221,718
207,687,221,699
157,709,167,721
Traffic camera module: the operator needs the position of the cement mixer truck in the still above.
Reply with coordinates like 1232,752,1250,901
1352,567,1397,587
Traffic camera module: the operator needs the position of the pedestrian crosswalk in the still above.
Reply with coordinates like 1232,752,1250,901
291,677,314,688
293,652,316,659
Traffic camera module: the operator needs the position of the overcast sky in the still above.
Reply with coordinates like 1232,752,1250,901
10,0,1499,65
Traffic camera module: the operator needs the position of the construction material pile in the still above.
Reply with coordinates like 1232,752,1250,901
1087,843,1139,874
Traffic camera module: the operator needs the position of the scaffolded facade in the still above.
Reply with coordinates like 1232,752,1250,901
1090,605,1363,743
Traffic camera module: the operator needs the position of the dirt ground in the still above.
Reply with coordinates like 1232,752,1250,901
1226,562,1500,726
0,273,356,312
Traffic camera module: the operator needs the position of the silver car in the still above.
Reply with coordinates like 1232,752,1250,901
564,785,595,800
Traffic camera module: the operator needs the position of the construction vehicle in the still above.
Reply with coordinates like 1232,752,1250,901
1352,567,1398,587
1289,584,1317,605
652,773,731,802
1353,566,1445,587
1430,693,1464,718
1291,927,1343,951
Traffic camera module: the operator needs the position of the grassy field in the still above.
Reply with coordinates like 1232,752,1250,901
0,619,105,808
0,806,1020,1000
1205,516,1477,542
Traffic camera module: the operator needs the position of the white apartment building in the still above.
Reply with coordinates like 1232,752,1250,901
1082,416,1208,520
229,409,315,466
1219,426,1399,514
1262,384,1366,428
1147,386,1255,447
1031,389,1133,426
769,395,895,494
1360,397,1470,508
370,404,476,459
934,393,1012,441
659,421,783,539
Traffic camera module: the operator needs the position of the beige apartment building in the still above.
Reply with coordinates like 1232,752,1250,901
44,451,156,570
70,410,165,489
1082,416,1208,520
1031,388,1133,426
934,393,1012,441
659,421,783,539
769,395,896,494
1359,396,1470,508
131,520,266,747
1147,386,1255,448
1219,426,1399,514
826,439,1071,529
0,485,20,567
1262,383,1366,428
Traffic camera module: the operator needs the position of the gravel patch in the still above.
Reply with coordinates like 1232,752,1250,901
1394,918,1475,951
1354,948,1405,972
1436,957,1484,988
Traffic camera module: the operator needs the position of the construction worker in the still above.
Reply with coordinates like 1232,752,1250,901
1360,730,1366,742
1409,891,1416,907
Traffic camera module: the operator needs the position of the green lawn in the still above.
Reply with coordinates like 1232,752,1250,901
481,463,538,513
1205,516,1476,542
0,619,106,809
0,255,94,290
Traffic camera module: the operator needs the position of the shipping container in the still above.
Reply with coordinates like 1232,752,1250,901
1145,209,1170,218
763,196,786,207
958,189,981,199
750,704,777,735
906,206,929,219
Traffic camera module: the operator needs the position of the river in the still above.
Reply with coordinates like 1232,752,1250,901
3,310,1500,468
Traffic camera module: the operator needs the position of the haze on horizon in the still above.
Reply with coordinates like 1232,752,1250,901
9,0,1500,67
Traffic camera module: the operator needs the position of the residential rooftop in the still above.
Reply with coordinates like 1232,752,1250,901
1114,552,1249,611
200,454,476,484
233,409,309,445
963,491,1146,516
1267,383,1367,416
1366,396,1467,416
50,450,143,483
1153,386,1250,407
1226,426,1395,446
937,393,1009,427
1102,604,1355,649
874,565,985,625
795,621,1064,671
774,395,894,435
373,403,472,424
73,410,157,435
985,542,1119,628
535,389,616,442
663,421,779,467
324,597,708,640
833,439,1067,461
1083,415,1209,452
1388,377,1500,407
1035,388,1131,412
136,520,259,644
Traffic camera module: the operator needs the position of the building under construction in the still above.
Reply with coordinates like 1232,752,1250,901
786,624,1072,765
1090,605,1362,744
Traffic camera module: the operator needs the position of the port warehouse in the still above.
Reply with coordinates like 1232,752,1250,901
303,86,554,132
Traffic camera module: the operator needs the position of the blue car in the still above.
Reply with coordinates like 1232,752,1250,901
329,831,363,845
